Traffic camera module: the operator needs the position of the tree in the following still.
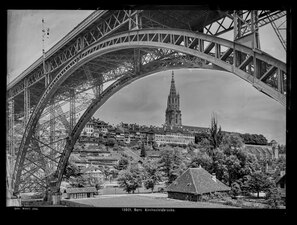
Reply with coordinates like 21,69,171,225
152,141,159,150
106,138,117,147
278,144,286,154
194,132,210,143
245,171,273,198
188,150,213,172
70,175,86,187
102,166,111,181
117,165,142,194
158,147,183,185
63,161,81,180
221,134,244,151
266,186,283,208
114,157,129,171
230,182,242,197
239,133,268,145
209,114,223,152
211,148,229,184
140,142,147,158
143,160,162,192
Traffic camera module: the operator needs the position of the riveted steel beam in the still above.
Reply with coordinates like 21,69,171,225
204,10,286,37
69,89,76,134
12,27,286,195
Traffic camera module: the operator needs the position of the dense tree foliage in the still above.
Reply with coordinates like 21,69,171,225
266,186,283,208
221,134,244,150
188,150,213,172
239,133,268,145
194,132,210,144
158,147,184,185
106,138,117,147
63,159,81,180
117,165,142,194
140,142,147,158
114,157,129,171
142,160,162,192
278,144,286,154
194,130,269,146
244,171,273,198
188,130,264,194
209,114,223,151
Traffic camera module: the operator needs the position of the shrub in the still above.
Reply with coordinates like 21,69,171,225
265,187,282,208
200,194,210,202
231,182,242,197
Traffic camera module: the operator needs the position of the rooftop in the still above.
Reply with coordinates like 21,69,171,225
66,187,97,194
167,167,230,195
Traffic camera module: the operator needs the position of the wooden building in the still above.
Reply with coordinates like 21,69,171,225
66,187,97,199
167,167,230,202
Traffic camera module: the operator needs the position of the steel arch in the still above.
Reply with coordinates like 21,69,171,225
12,28,286,194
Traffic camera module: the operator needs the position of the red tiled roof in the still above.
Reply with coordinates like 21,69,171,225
167,167,230,195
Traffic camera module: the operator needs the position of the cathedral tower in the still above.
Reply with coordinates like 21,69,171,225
165,71,182,128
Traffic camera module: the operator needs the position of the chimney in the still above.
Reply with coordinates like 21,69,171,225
211,173,217,182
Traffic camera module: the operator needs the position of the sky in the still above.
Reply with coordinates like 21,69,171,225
7,10,287,144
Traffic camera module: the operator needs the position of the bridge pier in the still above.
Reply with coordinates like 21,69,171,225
6,195,21,207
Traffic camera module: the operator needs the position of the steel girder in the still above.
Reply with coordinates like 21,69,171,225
12,28,286,195
7,10,142,101
204,10,286,37
7,10,286,102
46,28,286,104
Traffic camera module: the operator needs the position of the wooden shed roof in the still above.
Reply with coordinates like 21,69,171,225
167,167,230,195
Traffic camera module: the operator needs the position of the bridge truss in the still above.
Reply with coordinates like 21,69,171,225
6,8,287,200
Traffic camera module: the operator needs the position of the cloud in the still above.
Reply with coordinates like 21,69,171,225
95,69,286,144
8,11,286,144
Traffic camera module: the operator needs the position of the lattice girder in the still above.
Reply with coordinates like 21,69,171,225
12,28,286,195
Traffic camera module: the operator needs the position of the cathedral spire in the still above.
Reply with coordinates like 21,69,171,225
165,70,182,127
170,71,177,95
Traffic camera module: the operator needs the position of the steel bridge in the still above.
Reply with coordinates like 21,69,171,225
6,8,287,202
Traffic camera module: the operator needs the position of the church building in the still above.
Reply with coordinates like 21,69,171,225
165,71,182,128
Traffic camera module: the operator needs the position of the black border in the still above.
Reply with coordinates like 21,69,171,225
2,2,295,221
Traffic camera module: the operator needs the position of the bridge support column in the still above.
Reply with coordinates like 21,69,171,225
251,10,261,50
52,193,61,205
69,89,76,134
49,98,56,171
24,79,30,128
233,10,243,41
7,100,15,196
129,10,142,30
8,100,15,158
277,68,284,94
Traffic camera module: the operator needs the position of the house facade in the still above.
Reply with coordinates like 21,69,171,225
66,187,97,199
154,132,194,146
